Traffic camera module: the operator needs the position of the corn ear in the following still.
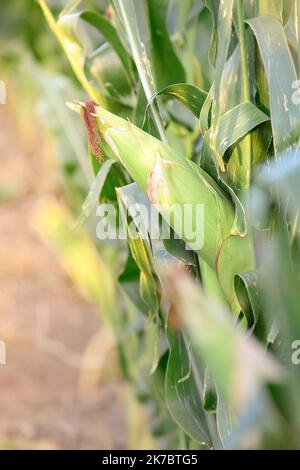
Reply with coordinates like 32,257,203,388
93,106,254,308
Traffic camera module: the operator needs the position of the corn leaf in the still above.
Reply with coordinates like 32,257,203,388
248,16,299,154
146,0,186,89
146,83,207,119
75,159,115,226
201,102,269,190
39,0,131,115
165,329,212,447
80,10,135,85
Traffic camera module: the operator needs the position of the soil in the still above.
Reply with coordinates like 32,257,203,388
0,97,126,449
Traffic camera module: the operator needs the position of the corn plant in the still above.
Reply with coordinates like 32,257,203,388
38,0,300,449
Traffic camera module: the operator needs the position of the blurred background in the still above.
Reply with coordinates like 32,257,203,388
0,0,141,450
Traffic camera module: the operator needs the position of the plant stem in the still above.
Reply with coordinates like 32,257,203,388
115,0,167,143
237,0,250,103
237,0,251,190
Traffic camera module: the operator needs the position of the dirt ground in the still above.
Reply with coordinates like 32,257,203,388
0,97,126,449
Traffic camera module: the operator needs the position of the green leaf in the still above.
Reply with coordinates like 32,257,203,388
117,183,164,373
234,271,267,342
248,16,299,154
215,103,269,157
211,0,235,128
257,0,284,21
218,46,242,116
146,0,186,89
251,122,273,165
203,367,217,412
159,216,196,267
165,328,211,447
204,0,219,67
75,159,115,227
284,0,300,75
201,102,269,180
117,184,159,304
38,0,132,116
80,10,135,85
112,0,167,141
199,87,213,135
59,0,83,17
147,83,207,119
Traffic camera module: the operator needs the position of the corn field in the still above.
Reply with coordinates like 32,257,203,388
2,0,300,451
